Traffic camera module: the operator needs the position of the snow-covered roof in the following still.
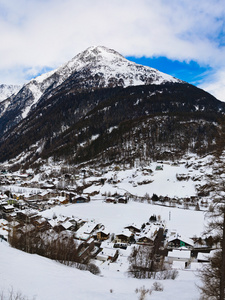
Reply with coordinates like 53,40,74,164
116,228,131,237
96,246,117,260
76,221,99,235
138,223,159,240
2,204,14,209
197,252,210,261
167,234,194,247
61,220,73,230
168,249,191,259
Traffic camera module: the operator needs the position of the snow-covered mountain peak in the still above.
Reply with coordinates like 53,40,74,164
60,45,181,88
75,45,126,65
3,46,182,122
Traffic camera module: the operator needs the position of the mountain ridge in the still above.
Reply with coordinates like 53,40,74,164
0,46,224,170
0,46,182,134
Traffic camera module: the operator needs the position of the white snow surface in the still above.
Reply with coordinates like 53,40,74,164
0,240,201,300
0,84,21,101
41,200,206,238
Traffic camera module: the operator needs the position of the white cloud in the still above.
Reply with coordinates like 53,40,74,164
199,70,225,101
0,0,225,100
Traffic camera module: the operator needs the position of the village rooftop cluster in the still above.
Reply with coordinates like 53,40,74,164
0,158,217,273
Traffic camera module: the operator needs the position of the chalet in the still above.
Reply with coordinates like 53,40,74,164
72,195,90,204
75,221,101,241
105,197,117,204
96,247,119,262
118,197,128,204
0,201,8,209
115,229,131,243
125,225,141,234
16,209,39,223
59,198,69,205
32,217,51,231
166,234,194,249
97,228,110,241
2,205,14,214
137,236,154,246
49,219,76,233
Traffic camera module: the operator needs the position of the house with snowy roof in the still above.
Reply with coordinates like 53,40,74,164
71,195,90,204
166,233,194,249
137,223,159,245
96,247,119,262
75,221,101,241
97,227,110,241
124,224,141,234
115,229,131,243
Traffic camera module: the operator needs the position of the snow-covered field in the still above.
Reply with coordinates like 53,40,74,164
41,200,206,238
0,241,201,300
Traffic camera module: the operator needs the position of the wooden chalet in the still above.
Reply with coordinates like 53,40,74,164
32,217,51,231
118,197,128,204
125,225,141,234
71,195,90,204
97,229,110,241
137,236,154,246
105,197,117,204
96,247,119,262
2,204,14,214
167,234,194,249
16,209,39,223
115,229,130,243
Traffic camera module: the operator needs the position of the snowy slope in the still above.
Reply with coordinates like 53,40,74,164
0,84,21,102
0,239,201,300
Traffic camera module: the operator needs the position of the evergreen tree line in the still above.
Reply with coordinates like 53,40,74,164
0,82,224,168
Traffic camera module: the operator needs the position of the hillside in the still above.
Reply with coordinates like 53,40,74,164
0,46,180,137
0,46,225,171
0,82,224,169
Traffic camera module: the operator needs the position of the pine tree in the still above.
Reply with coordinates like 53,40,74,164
198,151,225,300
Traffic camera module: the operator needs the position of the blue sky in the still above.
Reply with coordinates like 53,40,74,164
126,56,212,86
0,0,225,100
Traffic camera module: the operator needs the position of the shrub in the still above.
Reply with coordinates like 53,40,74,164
0,287,36,300
152,281,164,291
87,263,101,275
